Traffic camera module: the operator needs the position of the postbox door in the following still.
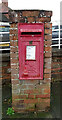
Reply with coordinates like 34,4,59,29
19,39,43,80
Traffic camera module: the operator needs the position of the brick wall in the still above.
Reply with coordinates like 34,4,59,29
9,10,52,112
1,53,11,85
52,48,62,82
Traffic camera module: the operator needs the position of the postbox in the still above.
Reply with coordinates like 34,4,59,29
18,23,44,80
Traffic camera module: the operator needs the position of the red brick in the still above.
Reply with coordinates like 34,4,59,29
34,85,42,90
11,65,18,69
10,35,18,40
36,17,51,22
11,80,19,84
18,17,26,23
42,99,50,105
10,29,13,34
20,95,28,99
24,99,38,104
11,47,18,52
20,85,27,89
36,98,50,110
11,29,18,34
10,24,14,28
10,35,14,40
10,23,18,28
44,69,51,73
45,29,52,34
43,88,50,94
45,58,51,62
52,67,61,71
45,11,52,16
13,100,24,104
11,41,18,46
12,95,20,100
44,79,51,83
27,85,34,89
23,80,39,85
41,11,52,17
25,103,35,109
12,108,25,113
11,59,19,64
10,52,18,59
44,40,52,45
28,94,35,99
13,94,27,99
12,85,20,91
11,68,18,74
45,35,52,40
24,89,39,94
14,41,18,46
11,74,18,79
12,100,19,105
44,74,51,78
45,23,52,29
45,47,51,52
11,17,18,23
10,41,14,46
13,35,18,40
36,94,50,98
22,11,39,16
27,17,35,23
45,52,52,57
24,90,33,94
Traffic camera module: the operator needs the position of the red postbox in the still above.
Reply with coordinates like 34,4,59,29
18,23,44,80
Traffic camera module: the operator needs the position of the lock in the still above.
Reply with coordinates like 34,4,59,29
23,66,28,76
29,41,33,44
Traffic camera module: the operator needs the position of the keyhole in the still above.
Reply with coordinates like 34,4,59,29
29,41,33,44
25,60,27,65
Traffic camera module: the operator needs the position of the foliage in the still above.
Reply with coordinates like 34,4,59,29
7,107,15,116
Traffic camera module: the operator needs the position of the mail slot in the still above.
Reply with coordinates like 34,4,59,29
18,23,44,80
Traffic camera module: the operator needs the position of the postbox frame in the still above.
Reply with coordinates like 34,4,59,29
18,23,44,80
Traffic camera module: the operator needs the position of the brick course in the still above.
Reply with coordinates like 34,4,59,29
36,17,51,22
9,10,52,113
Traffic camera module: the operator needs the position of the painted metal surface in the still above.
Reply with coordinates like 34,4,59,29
18,23,44,80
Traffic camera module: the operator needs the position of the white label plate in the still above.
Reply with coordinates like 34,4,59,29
26,46,36,60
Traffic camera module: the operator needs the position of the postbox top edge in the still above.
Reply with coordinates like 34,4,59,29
18,23,44,32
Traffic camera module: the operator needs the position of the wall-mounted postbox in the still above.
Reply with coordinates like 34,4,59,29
18,23,44,80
